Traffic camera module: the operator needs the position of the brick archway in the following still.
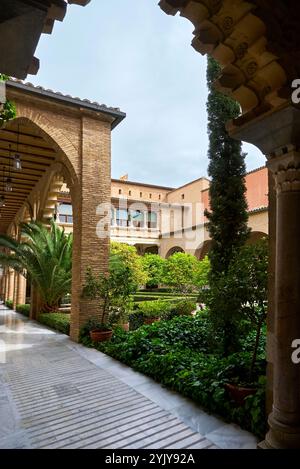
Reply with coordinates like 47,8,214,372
0,81,122,341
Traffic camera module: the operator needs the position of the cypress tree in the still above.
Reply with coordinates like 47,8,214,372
205,57,250,355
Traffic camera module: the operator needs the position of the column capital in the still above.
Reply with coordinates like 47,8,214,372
228,104,300,157
267,150,300,193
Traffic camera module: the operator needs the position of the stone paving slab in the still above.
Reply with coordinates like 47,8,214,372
0,306,258,449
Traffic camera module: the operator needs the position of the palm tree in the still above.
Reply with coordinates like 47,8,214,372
0,221,72,312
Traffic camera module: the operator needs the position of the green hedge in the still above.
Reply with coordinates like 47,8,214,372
16,304,30,317
38,313,70,335
81,315,267,438
5,300,13,309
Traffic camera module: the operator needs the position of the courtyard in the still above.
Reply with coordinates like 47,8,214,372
0,0,300,453
0,305,257,449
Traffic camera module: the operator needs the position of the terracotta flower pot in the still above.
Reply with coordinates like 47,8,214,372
90,329,113,342
143,317,160,325
225,383,257,406
120,323,129,332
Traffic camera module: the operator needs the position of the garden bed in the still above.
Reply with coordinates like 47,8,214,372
80,314,267,438
38,313,70,335
16,304,30,317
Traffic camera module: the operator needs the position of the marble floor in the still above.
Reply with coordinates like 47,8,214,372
0,306,258,449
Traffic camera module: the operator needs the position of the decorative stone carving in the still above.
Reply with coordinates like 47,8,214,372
159,0,300,125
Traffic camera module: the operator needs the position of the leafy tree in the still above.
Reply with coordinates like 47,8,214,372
110,242,147,288
163,252,199,293
205,56,250,355
0,221,72,312
82,252,137,326
82,243,147,326
227,239,268,378
194,256,210,289
141,254,165,289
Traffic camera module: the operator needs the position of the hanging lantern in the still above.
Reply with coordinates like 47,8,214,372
13,153,22,171
0,195,5,207
5,177,12,192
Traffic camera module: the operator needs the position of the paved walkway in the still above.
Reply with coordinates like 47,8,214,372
0,306,257,449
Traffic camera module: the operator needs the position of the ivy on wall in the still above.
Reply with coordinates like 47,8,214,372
0,74,17,127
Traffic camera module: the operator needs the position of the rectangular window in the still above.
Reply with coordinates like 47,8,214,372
147,212,157,229
119,189,122,195
59,203,73,224
129,190,132,196
140,192,143,198
111,208,115,226
130,209,144,228
116,208,129,227
149,193,152,199
181,194,185,200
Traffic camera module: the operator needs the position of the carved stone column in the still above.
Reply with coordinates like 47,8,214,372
265,150,300,448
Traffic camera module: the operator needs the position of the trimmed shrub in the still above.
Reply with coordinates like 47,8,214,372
5,300,13,309
162,299,197,320
38,313,70,335
137,300,172,319
16,304,30,317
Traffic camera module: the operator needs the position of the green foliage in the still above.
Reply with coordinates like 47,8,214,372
194,256,210,289
137,300,171,319
16,304,30,317
161,299,197,320
205,56,250,355
111,242,147,288
141,254,165,288
129,311,144,331
38,313,70,335
224,239,268,376
0,222,72,313
163,252,200,293
82,243,145,326
5,299,13,309
83,316,266,437
0,100,17,126
205,239,268,361
0,74,17,126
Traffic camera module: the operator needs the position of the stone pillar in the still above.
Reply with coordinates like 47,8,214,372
4,271,9,301
8,269,15,302
0,275,4,301
266,170,276,416
265,150,300,448
69,117,111,342
16,275,26,306
12,271,18,309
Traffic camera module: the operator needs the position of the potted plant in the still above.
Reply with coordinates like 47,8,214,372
108,305,130,332
83,318,113,343
81,248,140,342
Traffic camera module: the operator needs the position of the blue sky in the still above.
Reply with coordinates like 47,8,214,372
29,0,265,187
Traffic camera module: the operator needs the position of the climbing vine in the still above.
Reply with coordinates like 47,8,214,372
0,74,17,127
